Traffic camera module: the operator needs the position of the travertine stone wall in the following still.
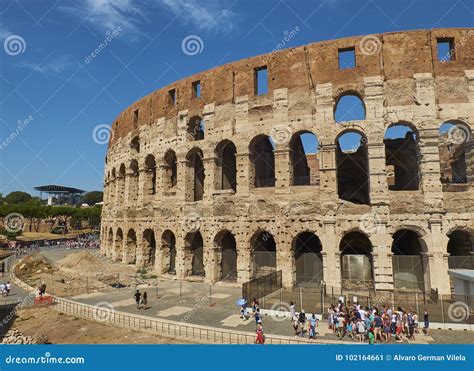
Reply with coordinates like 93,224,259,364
101,29,474,295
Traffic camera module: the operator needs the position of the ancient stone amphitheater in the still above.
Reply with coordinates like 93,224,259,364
101,28,473,295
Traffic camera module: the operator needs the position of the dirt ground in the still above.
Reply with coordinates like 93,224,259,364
13,307,192,344
14,252,138,296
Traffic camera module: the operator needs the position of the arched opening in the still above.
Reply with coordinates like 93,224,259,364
115,228,123,261
251,231,276,277
142,229,156,267
292,232,323,286
439,121,471,184
391,230,426,291
336,131,370,205
384,123,420,191
334,93,366,123
187,116,205,141
144,155,157,196
290,131,320,186
185,231,205,277
163,150,177,191
215,140,237,192
186,148,205,201
447,230,473,269
125,229,137,264
130,136,140,153
107,228,113,256
340,231,374,290
128,159,139,204
161,230,176,274
215,230,237,281
249,135,275,188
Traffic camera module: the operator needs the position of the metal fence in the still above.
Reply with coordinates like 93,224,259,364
242,270,282,302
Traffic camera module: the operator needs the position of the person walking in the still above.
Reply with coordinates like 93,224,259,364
298,310,306,337
308,313,318,339
290,301,296,319
141,291,148,310
255,322,265,344
423,309,430,336
5,281,11,296
134,289,142,310
373,312,383,343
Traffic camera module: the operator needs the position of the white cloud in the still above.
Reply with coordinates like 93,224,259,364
60,0,144,38
0,24,11,39
158,0,236,33
22,55,75,76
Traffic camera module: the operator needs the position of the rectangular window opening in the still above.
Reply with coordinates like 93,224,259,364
168,89,177,105
192,81,201,98
255,66,268,95
437,38,455,62
133,109,139,125
338,47,355,69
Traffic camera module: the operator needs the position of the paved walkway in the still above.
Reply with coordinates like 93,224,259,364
3,247,438,344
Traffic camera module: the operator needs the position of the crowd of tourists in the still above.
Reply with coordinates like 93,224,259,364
327,301,429,343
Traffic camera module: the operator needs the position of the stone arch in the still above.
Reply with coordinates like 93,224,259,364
335,130,370,205
215,140,237,192
142,229,156,267
187,116,205,141
292,231,323,286
144,154,157,196
185,148,205,201
161,230,176,274
438,120,472,184
334,91,366,123
249,134,275,188
163,149,177,191
214,230,237,281
184,231,205,277
391,229,427,291
114,227,124,262
250,230,276,278
124,228,137,264
339,231,374,290
384,122,421,191
130,135,140,153
447,229,473,269
289,130,320,186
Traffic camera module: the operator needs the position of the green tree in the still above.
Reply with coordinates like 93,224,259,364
81,191,103,206
5,191,32,204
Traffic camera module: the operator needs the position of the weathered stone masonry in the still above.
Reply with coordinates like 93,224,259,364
101,29,474,295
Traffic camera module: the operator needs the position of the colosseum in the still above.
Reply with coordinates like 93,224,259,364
100,28,474,296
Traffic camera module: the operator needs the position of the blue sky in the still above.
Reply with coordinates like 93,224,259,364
0,0,472,197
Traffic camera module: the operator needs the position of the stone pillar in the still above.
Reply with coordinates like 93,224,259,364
319,143,337,202
274,148,291,194
115,176,125,207
427,216,451,294
135,229,146,268
370,222,393,291
367,142,389,205
203,155,217,201
137,169,146,206
235,152,251,196
276,222,292,288
236,228,252,283
177,158,189,201
175,231,187,279
320,218,339,290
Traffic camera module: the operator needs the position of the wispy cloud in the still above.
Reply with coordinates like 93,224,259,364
59,0,144,38
158,0,236,33
21,55,75,77
0,24,11,39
